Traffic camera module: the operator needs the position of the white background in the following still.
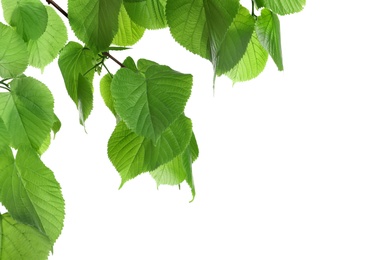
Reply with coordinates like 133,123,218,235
2,0,390,259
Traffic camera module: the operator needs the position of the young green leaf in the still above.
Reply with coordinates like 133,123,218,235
52,114,62,138
0,23,28,78
68,0,122,53
113,4,145,46
255,9,283,71
123,0,167,30
100,73,116,116
27,6,68,70
108,115,193,186
226,29,268,83
111,63,192,143
0,146,65,244
0,213,52,260
0,77,54,151
150,132,199,200
254,0,305,15
58,42,96,125
1,0,48,41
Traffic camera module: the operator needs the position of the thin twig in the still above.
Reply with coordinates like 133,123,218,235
46,0,126,68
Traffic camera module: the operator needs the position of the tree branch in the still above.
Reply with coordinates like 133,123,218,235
46,0,125,68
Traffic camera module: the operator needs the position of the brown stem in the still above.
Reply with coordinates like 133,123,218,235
46,0,125,68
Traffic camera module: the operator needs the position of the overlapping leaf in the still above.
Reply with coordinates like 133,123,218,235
0,213,51,259
113,4,145,46
108,115,193,186
0,77,54,151
58,42,96,125
1,0,48,41
0,146,64,243
68,0,122,53
123,0,167,29
0,23,28,78
254,0,305,15
100,74,116,116
226,29,268,83
0,118,10,147
27,6,68,70
111,61,192,143
255,8,283,71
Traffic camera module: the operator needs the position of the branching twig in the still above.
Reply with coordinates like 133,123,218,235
46,0,126,68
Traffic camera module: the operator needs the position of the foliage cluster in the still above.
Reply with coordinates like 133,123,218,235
0,0,304,258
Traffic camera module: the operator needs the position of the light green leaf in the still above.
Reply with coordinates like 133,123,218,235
0,213,51,260
123,56,138,72
150,132,199,189
113,4,145,46
68,0,122,53
255,8,283,70
123,0,167,29
0,77,54,151
255,0,305,15
0,23,28,78
27,6,68,70
226,29,268,83
0,146,65,244
37,134,51,155
1,0,48,41
108,115,193,186
111,63,192,143
0,118,10,147
52,114,61,138
100,73,116,116
216,5,254,75
58,42,96,125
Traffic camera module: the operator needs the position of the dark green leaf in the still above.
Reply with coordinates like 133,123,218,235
0,77,54,151
68,0,122,53
0,23,28,78
108,115,193,186
0,213,51,259
111,63,192,143
124,0,167,29
0,146,65,244
255,8,283,70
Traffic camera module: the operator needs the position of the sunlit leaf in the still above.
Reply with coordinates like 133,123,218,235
0,213,51,259
254,0,305,15
0,77,54,151
108,115,193,186
113,4,145,46
124,0,167,29
0,146,65,244
27,6,68,70
0,23,28,78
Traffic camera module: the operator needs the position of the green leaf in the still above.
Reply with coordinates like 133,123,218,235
254,0,305,15
37,134,51,155
123,57,138,72
108,115,193,186
52,114,61,138
0,118,10,148
216,5,254,75
167,1,253,79
108,46,131,51
113,4,145,46
0,146,65,244
0,213,51,260
0,77,54,151
0,23,28,78
58,42,96,125
226,29,268,83
27,6,68,70
68,0,122,53
255,8,283,71
123,0,167,30
150,132,199,189
137,58,158,72
100,73,116,116
111,63,192,143
1,0,48,41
